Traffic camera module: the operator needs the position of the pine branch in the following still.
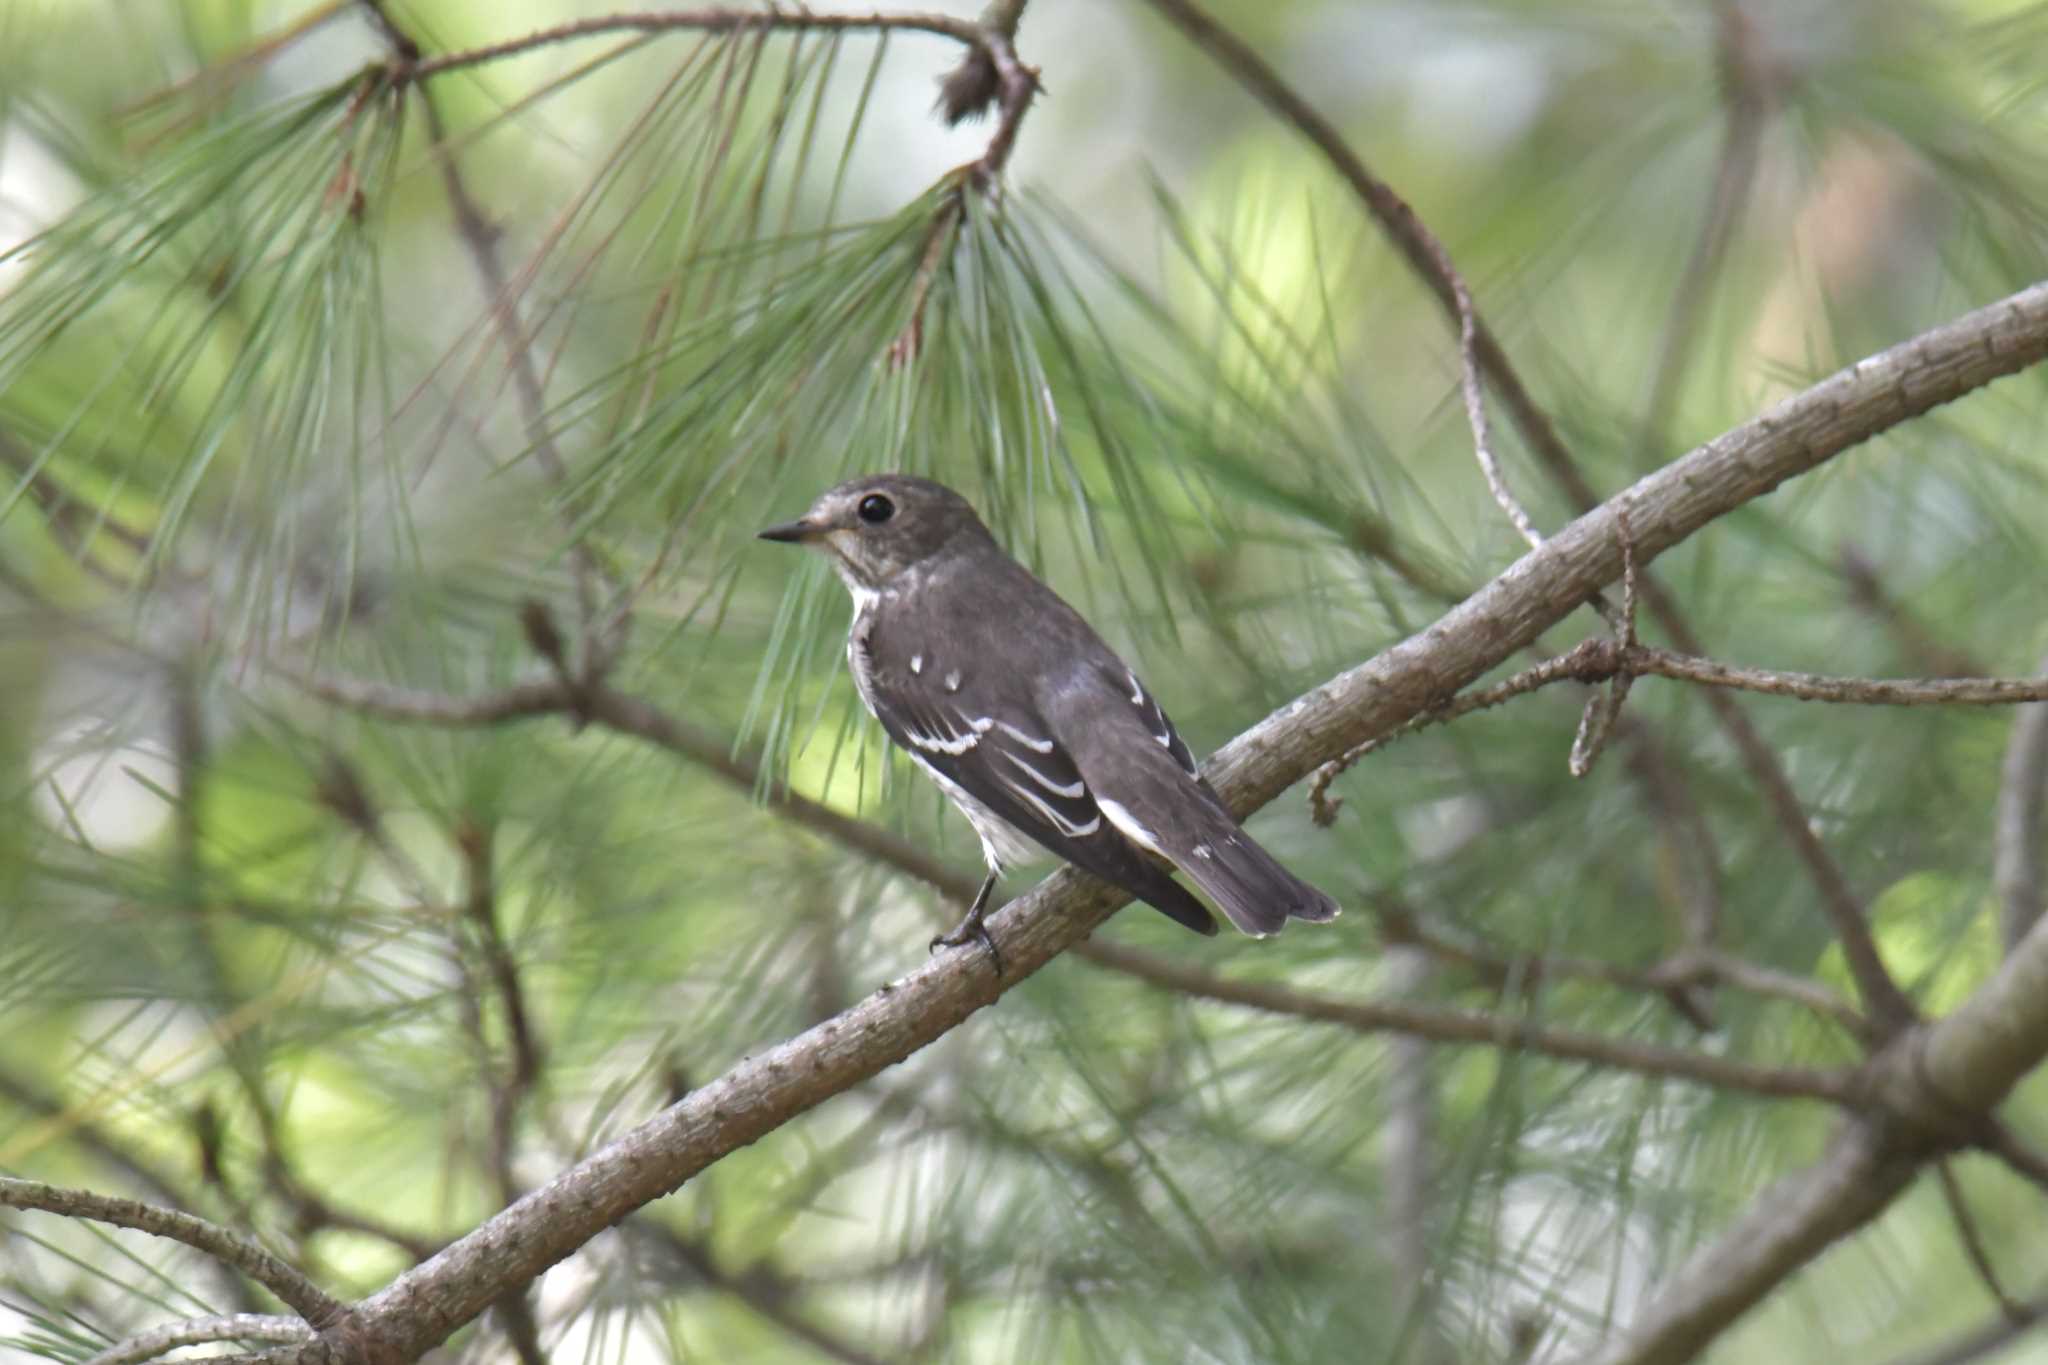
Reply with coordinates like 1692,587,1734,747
0,1177,343,1326
254,274,2048,1365
83,1314,313,1365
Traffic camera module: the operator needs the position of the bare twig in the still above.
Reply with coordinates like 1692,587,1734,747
279,666,974,900
458,820,543,1098
1594,650,2048,707
1447,252,1539,551
1994,651,2048,952
409,9,985,82
84,1314,313,1365
1684,951,1868,1038
444,816,550,1365
402,4,1035,188
372,7,614,656
0,1177,343,1325
887,194,964,367
1075,939,1858,1102
1371,902,1868,1039
1569,503,1641,775
1310,637,2048,825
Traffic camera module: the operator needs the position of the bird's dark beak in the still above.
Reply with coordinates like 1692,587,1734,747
757,517,821,544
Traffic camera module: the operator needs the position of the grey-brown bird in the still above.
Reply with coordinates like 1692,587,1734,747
759,474,1339,961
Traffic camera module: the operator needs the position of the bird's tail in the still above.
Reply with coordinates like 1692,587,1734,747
1174,827,1340,938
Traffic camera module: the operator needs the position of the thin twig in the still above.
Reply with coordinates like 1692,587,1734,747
446,816,550,1365
887,193,964,367
1571,502,1640,776
1309,637,2048,824
459,819,544,1096
402,4,1035,189
83,1314,313,1365
409,9,986,82
1370,901,1869,1039
0,1177,343,1325
279,666,977,897
1451,266,1541,552
358,0,629,681
1075,941,1860,1103
1601,649,2048,706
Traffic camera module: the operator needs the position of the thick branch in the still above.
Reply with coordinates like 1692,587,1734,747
262,279,2048,1364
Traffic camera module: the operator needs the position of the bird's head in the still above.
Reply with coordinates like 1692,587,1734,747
758,474,991,594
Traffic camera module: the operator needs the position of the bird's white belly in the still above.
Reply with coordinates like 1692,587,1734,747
908,753,1041,873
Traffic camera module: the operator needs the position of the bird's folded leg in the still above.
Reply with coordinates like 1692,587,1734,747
931,869,1004,975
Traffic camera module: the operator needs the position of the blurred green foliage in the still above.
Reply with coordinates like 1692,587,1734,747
3,1,2048,1362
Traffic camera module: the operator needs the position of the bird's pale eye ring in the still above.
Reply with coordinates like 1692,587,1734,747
857,493,895,525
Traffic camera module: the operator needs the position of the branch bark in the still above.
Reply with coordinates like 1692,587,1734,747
259,278,2048,1363
0,1177,343,1326
84,1315,313,1365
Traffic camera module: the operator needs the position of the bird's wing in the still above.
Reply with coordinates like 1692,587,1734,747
1049,662,1341,937
857,623,1217,934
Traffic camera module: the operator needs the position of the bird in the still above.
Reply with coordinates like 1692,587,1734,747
758,474,1339,966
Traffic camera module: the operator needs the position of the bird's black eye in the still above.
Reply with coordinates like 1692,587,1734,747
857,493,895,525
